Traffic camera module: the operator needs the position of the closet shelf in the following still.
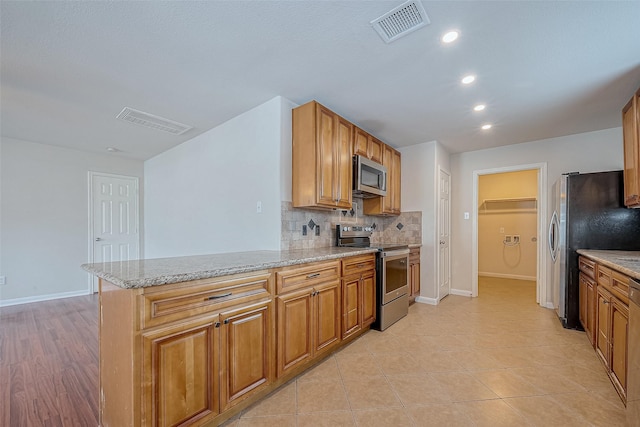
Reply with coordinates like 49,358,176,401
480,197,537,213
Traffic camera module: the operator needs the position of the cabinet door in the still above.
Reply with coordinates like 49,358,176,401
353,127,369,157
382,145,395,213
335,116,353,209
579,273,588,331
391,149,401,213
369,137,384,163
316,106,337,207
142,315,219,427
622,95,639,207
220,300,273,411
314,280,341,355
342,275,361,339
277,288,313,377
586,279,596,346
610,297,629,397
410,262,420,297
361,271,376,327
596,286,611,367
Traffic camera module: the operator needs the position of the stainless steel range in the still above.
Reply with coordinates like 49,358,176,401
336,225,409,330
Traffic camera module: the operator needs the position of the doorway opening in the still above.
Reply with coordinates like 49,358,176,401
471,163,548,307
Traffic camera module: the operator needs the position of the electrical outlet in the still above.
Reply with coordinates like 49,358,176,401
302,225,307,236
0,276,6,285
513,235,520,243
315,225,320,236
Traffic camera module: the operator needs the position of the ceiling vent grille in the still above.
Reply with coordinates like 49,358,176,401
370,0,430,43
116,107,193,135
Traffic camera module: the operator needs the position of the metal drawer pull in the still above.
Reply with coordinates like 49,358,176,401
207,292,232,300
306,273,321,279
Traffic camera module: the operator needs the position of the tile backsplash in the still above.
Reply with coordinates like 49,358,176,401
281,201,421,250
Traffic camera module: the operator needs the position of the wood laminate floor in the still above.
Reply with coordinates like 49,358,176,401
0,278,628,426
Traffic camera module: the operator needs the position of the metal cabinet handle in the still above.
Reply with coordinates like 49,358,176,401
214,322,221,328
307,273,321,279
223,319,230,324
206,292,232,301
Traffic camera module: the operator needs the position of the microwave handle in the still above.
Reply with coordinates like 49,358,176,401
380,170,387,191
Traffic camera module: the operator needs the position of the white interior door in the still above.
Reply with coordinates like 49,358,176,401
438,168,451,300
89,172,140,292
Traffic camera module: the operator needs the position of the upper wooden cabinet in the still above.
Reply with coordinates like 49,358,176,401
363,145,401,215
622,89,640,207
353,127,383,163
293,101,353,210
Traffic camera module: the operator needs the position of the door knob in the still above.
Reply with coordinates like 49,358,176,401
95,237,103,241
439,240,445,245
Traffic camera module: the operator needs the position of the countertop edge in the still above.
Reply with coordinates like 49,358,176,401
82,248,379,289
577,249,640,281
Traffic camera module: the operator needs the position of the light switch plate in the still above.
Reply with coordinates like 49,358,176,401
0,276,6,285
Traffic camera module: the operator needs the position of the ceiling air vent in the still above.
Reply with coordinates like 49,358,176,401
370,0,430,43
116,107,193,135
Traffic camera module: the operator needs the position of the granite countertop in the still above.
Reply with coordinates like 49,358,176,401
576,249,640,280
82,247,378,289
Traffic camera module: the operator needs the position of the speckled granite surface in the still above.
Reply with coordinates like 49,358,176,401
82,247,378,289
577,250,640,281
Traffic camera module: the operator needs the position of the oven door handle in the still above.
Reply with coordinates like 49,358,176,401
380,248,410,258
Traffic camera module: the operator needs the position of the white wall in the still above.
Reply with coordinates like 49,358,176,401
400,140,450,301
145,97,289,258
0,137,144,304
450,127,624,305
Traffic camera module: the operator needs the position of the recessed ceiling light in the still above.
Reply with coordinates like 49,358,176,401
441,30,459,43
481,124,492,130
474,104,486,112
461,75,476,85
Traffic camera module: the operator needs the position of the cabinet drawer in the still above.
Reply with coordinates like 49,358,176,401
276,261,340,294
141,272,272,329
579,256,596,279
611,270,630,305
597,264,612,288
342,254,376,277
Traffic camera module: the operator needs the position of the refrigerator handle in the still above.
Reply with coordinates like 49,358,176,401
548,211,559,262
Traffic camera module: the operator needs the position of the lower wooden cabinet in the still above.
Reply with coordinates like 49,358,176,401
409,248,421,303
276,272,341,377
581,256,630,405
142,299,274,426
579,272,596,345
142,315,221,427
341,269,376,340
219,301,273,411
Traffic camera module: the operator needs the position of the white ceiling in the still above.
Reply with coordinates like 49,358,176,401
2,1,640,160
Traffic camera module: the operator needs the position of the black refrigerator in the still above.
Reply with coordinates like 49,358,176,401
548,170,640,329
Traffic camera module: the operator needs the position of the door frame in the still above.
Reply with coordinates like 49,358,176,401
87,171,141,293
437,166,451,301
471,162,548,306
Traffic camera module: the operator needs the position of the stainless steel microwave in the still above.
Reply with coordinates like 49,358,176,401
353,155,387,197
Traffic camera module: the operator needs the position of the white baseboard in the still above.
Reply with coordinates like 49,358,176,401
415,296,438,305
0,289,91,307
542,302,555,309
450,289,473,297
479,272,536,281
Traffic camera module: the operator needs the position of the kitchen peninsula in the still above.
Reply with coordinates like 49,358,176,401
83,247,378,427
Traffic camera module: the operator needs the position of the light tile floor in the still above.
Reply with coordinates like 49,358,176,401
223,277,628,426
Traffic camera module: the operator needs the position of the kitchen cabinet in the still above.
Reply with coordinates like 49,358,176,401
409,248,421,303
364,145,401,216
101,271,274,427
622,89,640,208
353,127,384,163
341,254,376,339
292,101,353,210
275,261,341,377
578,256,597,345
591,260,630,404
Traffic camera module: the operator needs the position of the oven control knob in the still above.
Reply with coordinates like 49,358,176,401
364,227,372,232
343,226,349,232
